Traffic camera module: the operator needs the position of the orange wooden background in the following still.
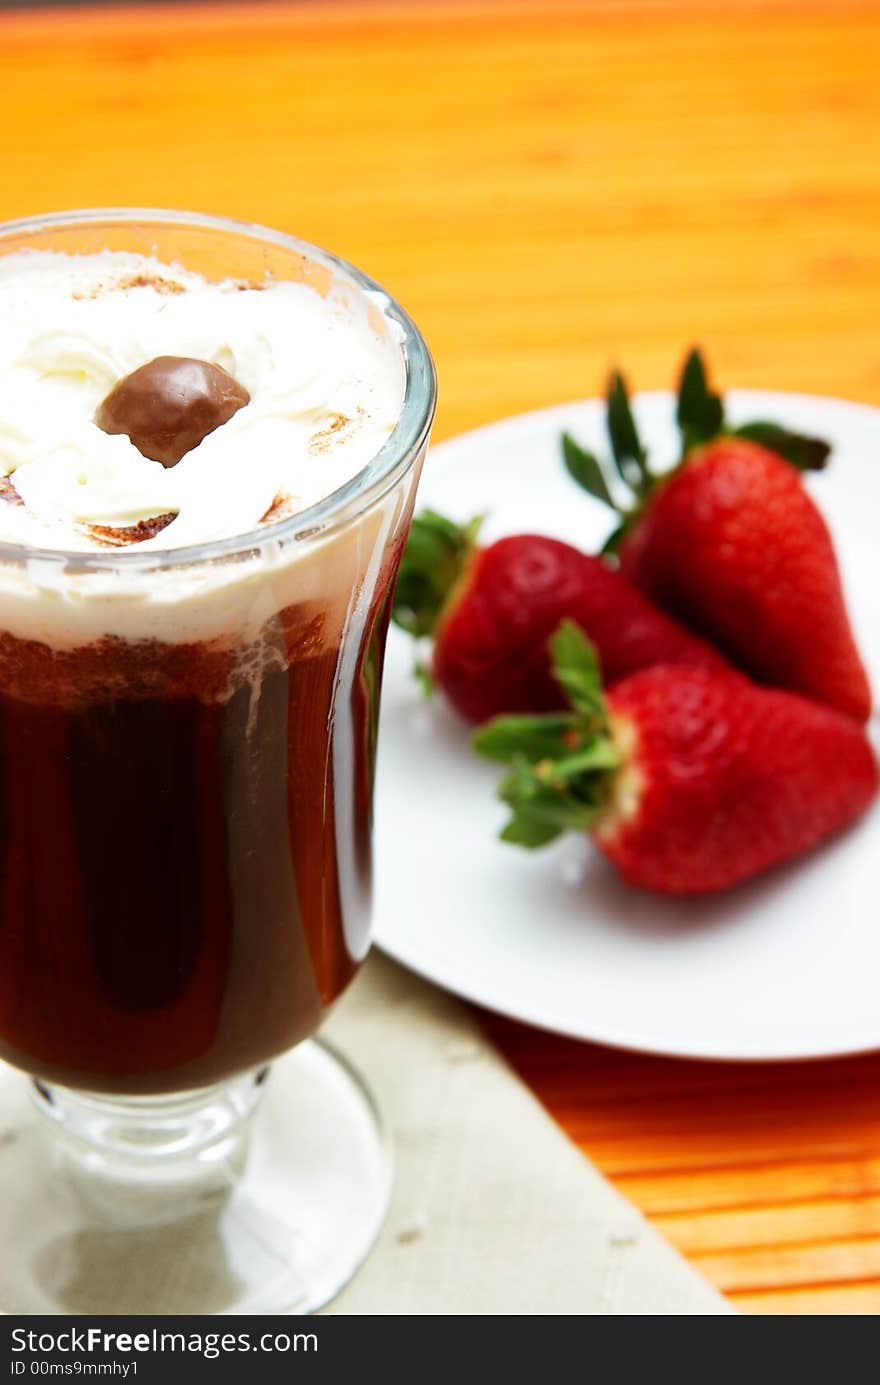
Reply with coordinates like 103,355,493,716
2,0,880,1314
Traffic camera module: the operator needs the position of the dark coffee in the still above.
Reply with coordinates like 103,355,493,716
0,556,399,1095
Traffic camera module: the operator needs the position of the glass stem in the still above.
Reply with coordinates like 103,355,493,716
29,1069,269,1227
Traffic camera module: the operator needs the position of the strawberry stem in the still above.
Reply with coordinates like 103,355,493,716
392,509,483,640
472,621,622,848
562,347,833,552
561,370,652,554
676,348,831,467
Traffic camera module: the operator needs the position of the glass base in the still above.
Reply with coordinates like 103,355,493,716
0,1038,391,1315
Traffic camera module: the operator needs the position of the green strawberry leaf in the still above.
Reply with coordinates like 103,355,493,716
413,660,436,698
472,712,581,765
500,811,564,849
607,371,650,494
561,432,618,510
551,740,622,777
677,347,725,453
732,420,831,472
472,623,622,850
549,620,607,723
599,517,632,558
498,763,598,835
393,509,483,639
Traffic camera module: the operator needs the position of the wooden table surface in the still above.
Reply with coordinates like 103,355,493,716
2,0,880,1315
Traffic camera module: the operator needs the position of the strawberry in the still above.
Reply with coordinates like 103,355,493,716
473,622,878,895
563,350,872,722
391,511,728,723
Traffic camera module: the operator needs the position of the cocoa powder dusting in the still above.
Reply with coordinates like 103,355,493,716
259,493,300,525
85,512,177,547
308,414,350,456
73,274,186,301
0,477,24,506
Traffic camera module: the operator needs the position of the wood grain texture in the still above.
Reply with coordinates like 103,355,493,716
2,0,880,1315
483,1012,880,1313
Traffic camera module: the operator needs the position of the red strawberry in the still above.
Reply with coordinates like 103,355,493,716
473,622,878,895
563,350,871,722
391,511,728,723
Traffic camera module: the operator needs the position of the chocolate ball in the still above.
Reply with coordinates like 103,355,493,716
95,356,250,467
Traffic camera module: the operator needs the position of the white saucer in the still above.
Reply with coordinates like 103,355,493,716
374,391,880,1060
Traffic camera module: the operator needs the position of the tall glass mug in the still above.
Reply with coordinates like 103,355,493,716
0,211,435,1314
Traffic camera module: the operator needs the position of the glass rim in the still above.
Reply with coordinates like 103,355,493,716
0,207,437,569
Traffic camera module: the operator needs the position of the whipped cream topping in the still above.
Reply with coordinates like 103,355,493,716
0,251,406,551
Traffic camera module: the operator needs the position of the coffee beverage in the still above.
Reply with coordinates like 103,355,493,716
0,249,414,1094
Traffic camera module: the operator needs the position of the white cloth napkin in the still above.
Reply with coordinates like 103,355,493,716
322,953,733,1315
